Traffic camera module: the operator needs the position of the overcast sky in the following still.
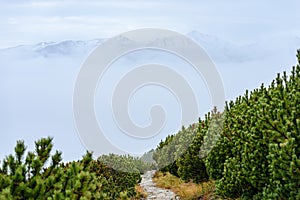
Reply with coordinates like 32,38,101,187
1,1,300,161
1,0,300,48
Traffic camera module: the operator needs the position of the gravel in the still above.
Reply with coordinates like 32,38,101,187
139,170,180,200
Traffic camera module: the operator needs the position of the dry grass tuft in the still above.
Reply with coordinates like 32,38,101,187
134,184,148,199
152,171,217,200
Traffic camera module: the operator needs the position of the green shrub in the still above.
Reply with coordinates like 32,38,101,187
153,108,223,183
0,137,142,199
156,50,300,199
206,51,300,199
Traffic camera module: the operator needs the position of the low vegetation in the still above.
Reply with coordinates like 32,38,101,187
153,50,300,199
0,137,152,199
153,171,217,200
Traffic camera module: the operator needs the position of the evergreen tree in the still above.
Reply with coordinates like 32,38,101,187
0,137,142,199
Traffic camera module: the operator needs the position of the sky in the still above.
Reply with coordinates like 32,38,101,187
1,0,300,48
0,0,300,161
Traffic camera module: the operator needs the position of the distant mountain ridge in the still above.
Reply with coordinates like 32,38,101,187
0,31,299,63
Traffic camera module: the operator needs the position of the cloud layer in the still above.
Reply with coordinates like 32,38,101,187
1,0,300,48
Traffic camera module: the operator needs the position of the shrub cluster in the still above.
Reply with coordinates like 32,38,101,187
0,137,142,199
153,51,300,199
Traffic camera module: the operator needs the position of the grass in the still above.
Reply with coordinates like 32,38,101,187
134,184,148,199
152,171,219,200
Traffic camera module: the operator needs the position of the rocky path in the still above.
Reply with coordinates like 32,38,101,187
139,170,180,200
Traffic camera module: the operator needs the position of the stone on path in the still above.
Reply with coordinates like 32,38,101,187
139,170,180,200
